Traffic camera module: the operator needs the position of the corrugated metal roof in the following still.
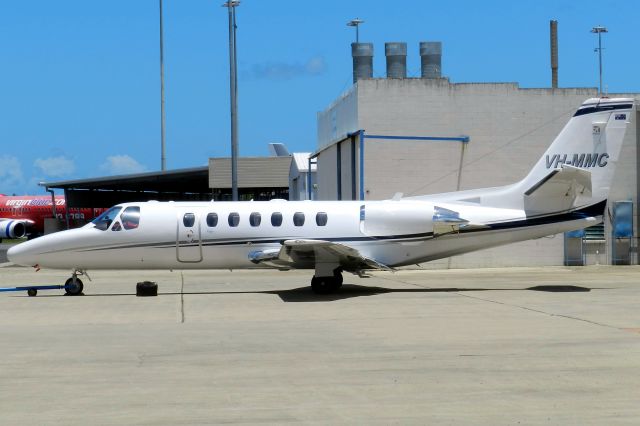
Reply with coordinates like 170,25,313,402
41,166,209,190
40,166,212,207
209,157,291,188
292,153,316,172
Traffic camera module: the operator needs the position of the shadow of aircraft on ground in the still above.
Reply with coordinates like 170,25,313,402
23,283,594,302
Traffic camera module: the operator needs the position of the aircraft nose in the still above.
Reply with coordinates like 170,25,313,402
7,242,38,266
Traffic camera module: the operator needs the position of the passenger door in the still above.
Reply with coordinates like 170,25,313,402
176,211,202,263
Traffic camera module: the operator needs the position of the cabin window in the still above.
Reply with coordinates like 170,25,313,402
228,212,240,227
316,212,328,226
183,213,195,227
271,212,283,227
206,212,218,227
121,206,141,230
250,212,261,227
293,212,305,227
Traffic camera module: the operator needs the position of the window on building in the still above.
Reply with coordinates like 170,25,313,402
271,212,283,227
250,212,261,227
206,212,218,227
316,212,328,226
183,213,195,227
122,206,141,230
293,212,305,226
228,212,240,227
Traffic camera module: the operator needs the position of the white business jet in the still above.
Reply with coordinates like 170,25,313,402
8,98,634,295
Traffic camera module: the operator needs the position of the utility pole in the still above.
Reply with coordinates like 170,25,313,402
550,20,558,89
223,1,240,201
159,0,167,171
591,25,608,96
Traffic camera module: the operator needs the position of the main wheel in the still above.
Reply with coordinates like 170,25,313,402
333,270,343,288
311,276,339,294
65,278,84,296
27,288,37,297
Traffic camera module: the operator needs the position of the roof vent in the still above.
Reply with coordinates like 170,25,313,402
351,43,374,83
385,42,407,78
420,41,442,78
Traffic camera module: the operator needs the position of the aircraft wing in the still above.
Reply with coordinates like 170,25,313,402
248,239,393,272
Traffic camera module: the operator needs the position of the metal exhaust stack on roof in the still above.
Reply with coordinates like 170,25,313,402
351,43,374,84
385,42,407,78
550,20,559,88
420,41,442,78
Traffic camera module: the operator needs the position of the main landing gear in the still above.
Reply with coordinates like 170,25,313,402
310,268,343,294
64,270,87,296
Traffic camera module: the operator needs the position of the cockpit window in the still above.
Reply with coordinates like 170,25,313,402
111,221,122,231
121,206,141,230
92,206,122,231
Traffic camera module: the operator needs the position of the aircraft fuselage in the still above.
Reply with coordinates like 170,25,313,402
8,199,601,271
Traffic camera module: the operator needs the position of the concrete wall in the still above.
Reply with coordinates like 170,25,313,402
357,80,599,197
315,78,640,267
317,86,358,150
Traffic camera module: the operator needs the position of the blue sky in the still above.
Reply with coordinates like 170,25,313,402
1,0,638,195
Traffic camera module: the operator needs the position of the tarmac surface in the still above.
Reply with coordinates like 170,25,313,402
0,264,639,425
0,243,12,263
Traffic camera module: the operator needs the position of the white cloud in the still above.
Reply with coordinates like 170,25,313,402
34,156,75,177
100,155,147,175
305,56,327,75
247,55,328,80
0,155,25,190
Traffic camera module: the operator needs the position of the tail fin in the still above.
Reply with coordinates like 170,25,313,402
516,97,634,213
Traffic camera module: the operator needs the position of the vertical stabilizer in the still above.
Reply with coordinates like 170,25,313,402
515,98,633,211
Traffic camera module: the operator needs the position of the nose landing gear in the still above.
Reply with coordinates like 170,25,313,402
64,270,89,296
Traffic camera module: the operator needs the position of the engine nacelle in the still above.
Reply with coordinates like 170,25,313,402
0,220,27,239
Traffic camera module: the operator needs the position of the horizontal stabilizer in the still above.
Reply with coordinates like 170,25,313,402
525,165,592,197
524,165,592,214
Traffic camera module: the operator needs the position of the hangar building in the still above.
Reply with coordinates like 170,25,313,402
315,41,640,268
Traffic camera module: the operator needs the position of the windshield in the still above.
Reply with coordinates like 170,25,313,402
91,206,122,228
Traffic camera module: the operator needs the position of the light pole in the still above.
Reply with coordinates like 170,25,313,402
223,1,240,201
347,18,364,43
159,0,167,171
591,25,608,96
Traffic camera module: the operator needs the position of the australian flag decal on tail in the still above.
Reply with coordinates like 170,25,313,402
615,114,627,120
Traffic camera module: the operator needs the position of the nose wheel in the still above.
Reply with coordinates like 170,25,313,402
64,272,85,296
64,277,84,295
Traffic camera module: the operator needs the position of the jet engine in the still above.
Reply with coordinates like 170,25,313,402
0,220,27,239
